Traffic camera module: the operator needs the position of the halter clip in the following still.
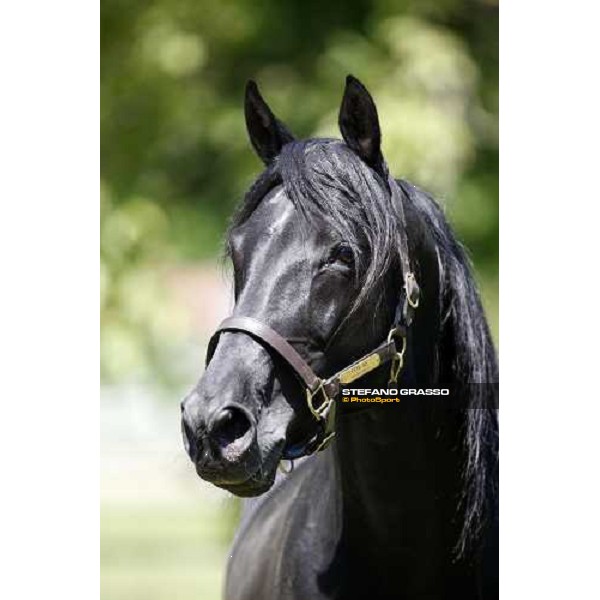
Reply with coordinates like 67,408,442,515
387,331,407,385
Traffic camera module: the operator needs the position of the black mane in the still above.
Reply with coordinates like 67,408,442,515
401,180,499,556
231,138,498,555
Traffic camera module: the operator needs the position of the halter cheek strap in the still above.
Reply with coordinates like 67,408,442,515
389,175,420,329
205,177,420,458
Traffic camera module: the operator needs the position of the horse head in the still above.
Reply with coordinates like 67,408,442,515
181,76,437,496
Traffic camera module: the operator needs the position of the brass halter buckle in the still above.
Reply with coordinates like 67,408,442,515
305,380,336,453
306,380,333,421
387,329,407,384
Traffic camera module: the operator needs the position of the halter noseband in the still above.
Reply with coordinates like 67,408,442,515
205,176,420,458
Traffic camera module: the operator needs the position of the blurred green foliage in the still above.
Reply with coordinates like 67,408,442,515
101,0,498,382
101,5,498,598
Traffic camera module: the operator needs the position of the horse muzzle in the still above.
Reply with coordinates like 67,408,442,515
181,391,262,485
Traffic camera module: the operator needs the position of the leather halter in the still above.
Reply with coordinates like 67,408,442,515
205,176,420,458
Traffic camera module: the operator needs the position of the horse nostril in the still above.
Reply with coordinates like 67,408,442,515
210,406,252,449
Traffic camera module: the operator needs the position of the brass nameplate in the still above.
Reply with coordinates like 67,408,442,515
338,354,381,384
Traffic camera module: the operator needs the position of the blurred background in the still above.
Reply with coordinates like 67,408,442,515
101,0,498,598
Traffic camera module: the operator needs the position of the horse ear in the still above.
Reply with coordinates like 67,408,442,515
244,80,295,165
338,75,385,175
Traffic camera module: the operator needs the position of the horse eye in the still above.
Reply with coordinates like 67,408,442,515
332,244,354,266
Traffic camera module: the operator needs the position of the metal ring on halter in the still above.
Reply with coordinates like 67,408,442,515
278,459,295,474
306,381,332,421
389,352,404,384
387,333,407,384
387,328,408,350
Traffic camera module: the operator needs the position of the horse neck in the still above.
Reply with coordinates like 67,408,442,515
332,342,471,588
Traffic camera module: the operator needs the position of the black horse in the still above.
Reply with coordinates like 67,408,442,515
181,76,498,600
